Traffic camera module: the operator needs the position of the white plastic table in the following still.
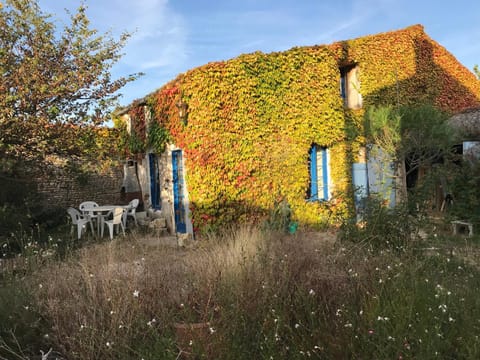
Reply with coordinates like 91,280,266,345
81,205,129,237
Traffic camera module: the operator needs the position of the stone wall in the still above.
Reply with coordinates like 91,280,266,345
36,159,125,210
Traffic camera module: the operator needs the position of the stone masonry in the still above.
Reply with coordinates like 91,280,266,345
35,158,125,210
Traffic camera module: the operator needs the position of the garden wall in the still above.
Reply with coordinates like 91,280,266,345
35,159,125,210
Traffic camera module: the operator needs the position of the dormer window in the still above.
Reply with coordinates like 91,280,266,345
340,65,362,109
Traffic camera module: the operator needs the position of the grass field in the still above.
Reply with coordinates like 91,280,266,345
1,223,480,359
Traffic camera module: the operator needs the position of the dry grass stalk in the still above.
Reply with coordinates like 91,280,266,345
30,226,343,358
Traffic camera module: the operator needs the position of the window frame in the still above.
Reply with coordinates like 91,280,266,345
308,144,330,201
340,64,362,109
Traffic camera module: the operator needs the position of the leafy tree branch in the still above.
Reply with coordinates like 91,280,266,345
0,0,142,161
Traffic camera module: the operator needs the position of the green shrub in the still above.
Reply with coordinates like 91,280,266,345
339,196,420,252
262,199,293,233
448,160,480,226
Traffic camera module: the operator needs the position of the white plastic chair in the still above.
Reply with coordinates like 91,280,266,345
67,207,93,239
79,201,100,233
123,198,139,227
102,207,126,239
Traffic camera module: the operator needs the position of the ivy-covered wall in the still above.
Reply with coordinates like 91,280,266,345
328,24,480,112
124,24,480,233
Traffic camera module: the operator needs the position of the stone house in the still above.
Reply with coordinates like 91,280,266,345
117,24,480,236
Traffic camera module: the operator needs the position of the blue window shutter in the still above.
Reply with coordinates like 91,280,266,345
309,145,318,200
320,147,329,200
309,145,329,201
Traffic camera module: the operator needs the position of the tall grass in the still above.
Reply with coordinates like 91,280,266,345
2,224,480,359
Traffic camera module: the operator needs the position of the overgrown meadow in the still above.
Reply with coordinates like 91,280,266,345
2,211,480,359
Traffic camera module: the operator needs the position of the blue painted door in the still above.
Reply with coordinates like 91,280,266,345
172,150,187,233
149,153,161,209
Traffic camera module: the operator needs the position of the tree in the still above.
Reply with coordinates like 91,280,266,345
365,104,455,202
0,0,141,161
474,65,480,79
366,104,453,175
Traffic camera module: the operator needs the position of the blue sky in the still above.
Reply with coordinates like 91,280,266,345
38,0,480,107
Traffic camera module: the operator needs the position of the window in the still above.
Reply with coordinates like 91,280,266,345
308,144,330,201
340,65,362,109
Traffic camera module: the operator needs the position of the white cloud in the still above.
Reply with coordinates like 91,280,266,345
83,0,188,71
36,0,480,106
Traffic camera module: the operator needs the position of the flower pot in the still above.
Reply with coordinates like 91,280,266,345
173,322,211,359
288,221,298,234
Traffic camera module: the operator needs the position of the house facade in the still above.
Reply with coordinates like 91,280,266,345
117,24,480,236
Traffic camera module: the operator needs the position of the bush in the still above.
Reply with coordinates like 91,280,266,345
448,160,480,226
262,199,293,233
339,196,421,252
